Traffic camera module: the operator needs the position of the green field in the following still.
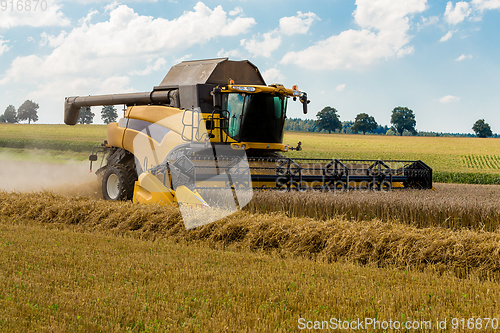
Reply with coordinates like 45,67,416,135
1,124,500,183
284,132,500,174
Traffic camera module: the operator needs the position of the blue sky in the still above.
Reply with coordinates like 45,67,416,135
0,0,499,133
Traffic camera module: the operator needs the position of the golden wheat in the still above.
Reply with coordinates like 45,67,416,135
247,183,500,232
2,191,500,278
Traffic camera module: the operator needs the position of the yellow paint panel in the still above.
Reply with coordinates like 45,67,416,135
107,122,125,148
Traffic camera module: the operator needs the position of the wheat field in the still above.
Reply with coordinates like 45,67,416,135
3,126,500,330
2,189,500,331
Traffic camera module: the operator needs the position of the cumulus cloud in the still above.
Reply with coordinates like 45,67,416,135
262,68,285,83
456,54,473,61
440,30,454,42
217,48,245,59
240,31,281,58
57,0,158,3
0,37,10,56
444,1,472,24
441,0,500,24
471,0,500,11
1,3,256,85
336,84,346,91
0,2,257,122
0,0,70,29
281,0,427,70
130,57,167,76
418,15,439,28
238,11,318,58
279,11,319,35
229,6,243,16
439,95,460,103
40,31,68,47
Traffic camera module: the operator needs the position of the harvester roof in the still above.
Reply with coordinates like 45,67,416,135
157,58,266,88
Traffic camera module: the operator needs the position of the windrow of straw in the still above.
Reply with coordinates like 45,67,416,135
2,191,500,278
246,183,500,232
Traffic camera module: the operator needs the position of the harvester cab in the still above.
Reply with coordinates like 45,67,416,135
64,58,432,227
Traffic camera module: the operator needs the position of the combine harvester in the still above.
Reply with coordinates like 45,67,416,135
64,58,432,219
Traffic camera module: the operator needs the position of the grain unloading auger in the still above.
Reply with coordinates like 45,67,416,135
64,58,433,210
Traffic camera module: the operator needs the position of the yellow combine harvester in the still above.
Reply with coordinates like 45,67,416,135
64,58,432,208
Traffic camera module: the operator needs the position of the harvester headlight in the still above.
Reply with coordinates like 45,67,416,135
284,146,289,152
234,144,239,149
232,86,256,92
241,144,246,150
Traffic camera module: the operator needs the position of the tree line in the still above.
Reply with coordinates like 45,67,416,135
77,106,118,125
1,101,494,138
0,103,118,125
286,106,494,138
0,101,39,124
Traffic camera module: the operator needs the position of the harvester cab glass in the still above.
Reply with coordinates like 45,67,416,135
221,92,287,143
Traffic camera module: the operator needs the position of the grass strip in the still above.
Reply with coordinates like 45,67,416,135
434,171,500,185
0,138,97,153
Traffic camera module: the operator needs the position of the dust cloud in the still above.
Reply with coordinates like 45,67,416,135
0,159,102,198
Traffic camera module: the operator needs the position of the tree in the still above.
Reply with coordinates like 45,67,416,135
0,105,18,123
316,106,341,134
390,106,416,136
77,106,95,124
17,100,39,124
101,105,118,124
472,119,492,138
352,113,378,135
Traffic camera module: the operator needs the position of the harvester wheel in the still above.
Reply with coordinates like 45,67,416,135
102,164,136,201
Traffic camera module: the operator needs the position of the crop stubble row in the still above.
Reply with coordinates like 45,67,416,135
2,185,500,278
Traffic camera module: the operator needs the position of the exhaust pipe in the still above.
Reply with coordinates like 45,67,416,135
64,90,172,125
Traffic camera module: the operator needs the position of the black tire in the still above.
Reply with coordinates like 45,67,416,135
102,163,137,201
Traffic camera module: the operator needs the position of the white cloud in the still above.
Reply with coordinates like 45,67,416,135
58,0,158,3
0,0,70,29
0,3,257,122
279,11,319,35
40,31,68,47
456,54,472,61
130,57,167,76
229,7,243,16
241,31,281,58
419,15,439,28
281,0,427,70
217,48,245,59
471,0,500,11
444,1,471,24
336,84,346,91
440,30,454,42
0,37,10,56
262,68,285,83
1,3,256,85
439,95,461,103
